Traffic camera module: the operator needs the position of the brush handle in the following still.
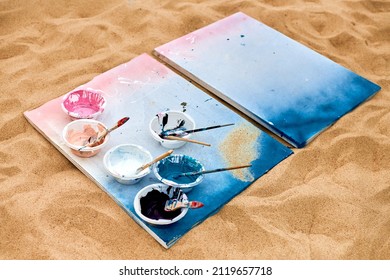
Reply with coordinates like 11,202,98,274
164,200,204,211
79,117,129,150
162,123,234,137
136,149,174,173
181,123,234,134
164,135,211,147
100,117,130,139
176,164,252,178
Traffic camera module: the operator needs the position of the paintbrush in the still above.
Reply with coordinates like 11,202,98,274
164,199,204,212
160,123,234,137
163,136,211,147
135,149,174,174
79,117,129,150
173,164,252,179
163,135,211,146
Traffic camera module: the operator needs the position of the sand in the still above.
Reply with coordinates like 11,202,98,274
1,0,389,260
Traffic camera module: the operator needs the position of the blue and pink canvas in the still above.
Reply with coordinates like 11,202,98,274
154,12,381,148
24,54,292,248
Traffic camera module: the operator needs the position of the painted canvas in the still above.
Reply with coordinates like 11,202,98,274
154,12,381,148
24,54,292,248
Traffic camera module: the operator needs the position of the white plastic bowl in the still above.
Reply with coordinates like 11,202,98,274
153,154,205,193
103,144,153,185
62,119,110,158
149,110,195,149
61,88,106,120
134,183,189,226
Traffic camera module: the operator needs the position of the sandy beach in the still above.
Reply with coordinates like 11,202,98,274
1,0,389,259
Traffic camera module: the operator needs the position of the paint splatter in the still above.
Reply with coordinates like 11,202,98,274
218,123,260,181
180,102,187,112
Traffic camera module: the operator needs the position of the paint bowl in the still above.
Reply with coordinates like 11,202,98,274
149,110,196,149
103,144,153,185
62,119,110,158
61,88,106,120
153,154,205,193
134,183,188,226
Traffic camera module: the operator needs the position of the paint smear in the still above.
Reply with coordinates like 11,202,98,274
218,123,260,181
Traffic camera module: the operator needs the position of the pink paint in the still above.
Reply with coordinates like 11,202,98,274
62,119,109,158
62,89,106,120
67,124,104,146
86,54,173,95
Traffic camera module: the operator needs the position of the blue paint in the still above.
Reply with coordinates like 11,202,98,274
155,155,203,185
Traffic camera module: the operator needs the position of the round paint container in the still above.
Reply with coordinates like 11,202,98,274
62,119,110,158
61,88,106,120
149,110,196,149
134,183,188,226
153,154,205,193
103,144,153,185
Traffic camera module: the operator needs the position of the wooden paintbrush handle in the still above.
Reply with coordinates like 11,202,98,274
174,164,252,178
164,136,211,147
182,123,234,134
107,117,130,133
164,200,204,211
138,149,174,171
82,117,129,149
203,164,252,174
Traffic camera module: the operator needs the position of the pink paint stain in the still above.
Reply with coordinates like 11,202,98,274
85,54,172,96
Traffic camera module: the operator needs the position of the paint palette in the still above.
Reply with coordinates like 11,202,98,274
154,12,381,148
24,54,292,248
